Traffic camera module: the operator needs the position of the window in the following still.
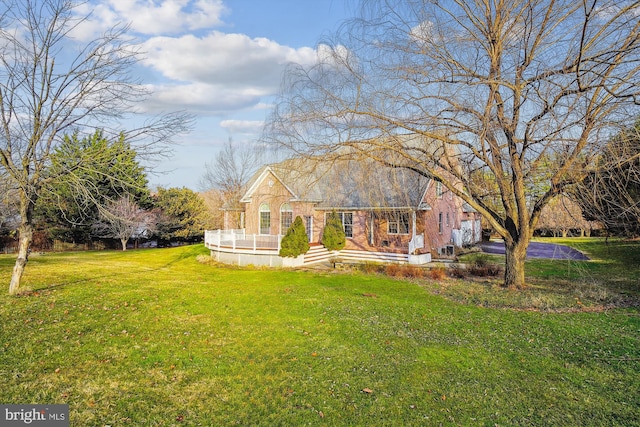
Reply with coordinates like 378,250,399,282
388,212,410,234
343,212,353,238
259,203,270,235
325,212,353,238
280,203,293,234
438,212,443,234
436,181,443,199
446,212,450,227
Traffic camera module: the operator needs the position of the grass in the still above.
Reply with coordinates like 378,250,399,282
449,237,640,311
0,241,638,426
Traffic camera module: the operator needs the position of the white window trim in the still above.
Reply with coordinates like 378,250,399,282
280,203,293,234
387,212,410,235
325,211,354,238
259,203,270,235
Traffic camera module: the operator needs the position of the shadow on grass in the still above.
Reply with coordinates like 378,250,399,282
5,245,207,296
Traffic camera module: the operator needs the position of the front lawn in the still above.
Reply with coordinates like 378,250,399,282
0,243,638,426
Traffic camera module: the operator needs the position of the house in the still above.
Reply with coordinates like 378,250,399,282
205,153,482,267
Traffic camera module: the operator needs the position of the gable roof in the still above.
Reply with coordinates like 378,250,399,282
240,157,433,210
239,165,300,203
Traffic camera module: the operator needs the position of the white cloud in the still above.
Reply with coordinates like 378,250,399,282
71,0,226,40
136,30,321,114
410,20,435,42
68,1,328,117
140,82,267,113
220,119,264,134
140,32,317,88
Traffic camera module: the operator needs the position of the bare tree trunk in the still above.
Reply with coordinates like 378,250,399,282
9,197,35,295
504,238,528,290
120,238,128,251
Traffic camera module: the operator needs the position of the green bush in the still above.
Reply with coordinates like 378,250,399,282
321,211,346,251
279,216,310,257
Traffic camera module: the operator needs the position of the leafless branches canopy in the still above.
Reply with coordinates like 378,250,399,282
0,0,191,294
92,196,155,251
200,139,264,209
266,0,640,289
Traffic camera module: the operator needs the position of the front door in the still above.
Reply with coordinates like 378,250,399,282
304,215,313,242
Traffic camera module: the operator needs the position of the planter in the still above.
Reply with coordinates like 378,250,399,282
281,254,305,268
409,252,432,265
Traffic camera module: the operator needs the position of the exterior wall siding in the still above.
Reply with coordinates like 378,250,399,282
244,171,294,236
421,181,482,253
315,210,414,253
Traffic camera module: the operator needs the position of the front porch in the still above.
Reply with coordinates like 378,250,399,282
204,229,431,267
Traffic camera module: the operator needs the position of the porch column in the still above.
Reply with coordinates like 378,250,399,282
412,210,417,240
410,210,417,255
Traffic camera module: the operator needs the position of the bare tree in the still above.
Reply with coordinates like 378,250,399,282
0,0,191,294
92,196,154,251
537,194,596,237
571,120,640,236
266,0,640,289
200,139,263,206
200,188,226,229
200,139,263,229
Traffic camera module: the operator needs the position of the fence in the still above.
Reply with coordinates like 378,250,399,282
204,229,282,253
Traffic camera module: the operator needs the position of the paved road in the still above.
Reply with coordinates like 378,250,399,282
479,240,590,260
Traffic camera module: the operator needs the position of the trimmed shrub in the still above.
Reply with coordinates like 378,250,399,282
279,216,310,257
322,211,346,251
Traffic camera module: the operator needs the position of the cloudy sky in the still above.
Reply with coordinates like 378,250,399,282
77,0,352,190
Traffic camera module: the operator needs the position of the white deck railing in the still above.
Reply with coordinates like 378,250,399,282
205,229,282,253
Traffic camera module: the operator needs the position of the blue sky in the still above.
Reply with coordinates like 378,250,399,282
78,0,353,190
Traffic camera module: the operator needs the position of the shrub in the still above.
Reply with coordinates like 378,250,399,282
382,264,426,278
470,253,490,267
360,262,384,274
449,264,467,278
467,254,503,277
399,265,424,278
279,216,310,257
322,211,346,251
385,263,402,277
429,265,447,280
486,263,504,276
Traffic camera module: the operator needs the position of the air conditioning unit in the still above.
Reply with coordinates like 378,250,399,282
438,245,455,256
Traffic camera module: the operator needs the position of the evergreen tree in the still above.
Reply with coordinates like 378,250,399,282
36,130,151,244
279,216,310,257
154,187,214,243
322,211,346,251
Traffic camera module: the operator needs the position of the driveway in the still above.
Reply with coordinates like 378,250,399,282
479,240,590,260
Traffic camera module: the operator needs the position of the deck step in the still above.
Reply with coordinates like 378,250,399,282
303,245,334,264
302,246,409,265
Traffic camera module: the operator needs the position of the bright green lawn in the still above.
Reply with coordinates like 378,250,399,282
0,243,638,426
